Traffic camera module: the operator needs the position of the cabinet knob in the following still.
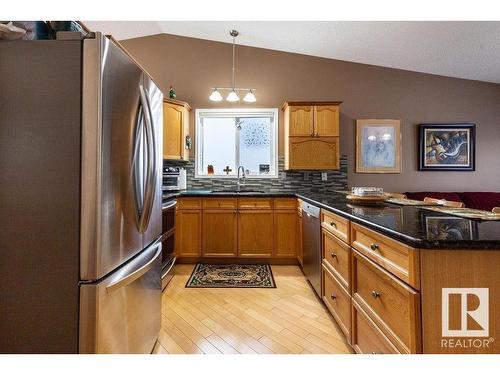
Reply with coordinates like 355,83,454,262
330,294,337,300
330,221,337,228
330,252,337,259
371,290,381,299
370,243,379,251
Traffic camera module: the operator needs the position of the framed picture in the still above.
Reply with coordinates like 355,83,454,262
420,211,477,241
356,119,402,173
418,123,475,171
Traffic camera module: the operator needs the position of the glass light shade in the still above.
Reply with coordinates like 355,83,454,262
209,89,223,102
226,90,240,102
243,90,256,103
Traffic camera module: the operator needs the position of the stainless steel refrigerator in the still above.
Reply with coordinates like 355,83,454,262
0,32,163,353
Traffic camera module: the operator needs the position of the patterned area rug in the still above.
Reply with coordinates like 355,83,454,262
185,263,276,288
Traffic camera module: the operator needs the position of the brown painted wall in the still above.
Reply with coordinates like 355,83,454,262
121,33,500,192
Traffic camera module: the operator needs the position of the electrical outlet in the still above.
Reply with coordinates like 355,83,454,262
322,172,328,181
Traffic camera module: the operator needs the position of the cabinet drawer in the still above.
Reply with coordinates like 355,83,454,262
238,198,273,210
352,249,421,353
351,300,400,354
321,209,349,244
350,223,420,289
177,198,202,210
322,264,351,342
274,198,297,210
322,229,350,290
203,198,238,210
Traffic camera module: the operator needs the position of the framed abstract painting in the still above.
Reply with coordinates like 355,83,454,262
356,119,402,173
418,123,475,171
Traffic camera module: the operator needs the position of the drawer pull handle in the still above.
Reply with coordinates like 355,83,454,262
330,252,337,259
371,290,381,299
330,221,337,228
330,294,337,300
370,243,380,251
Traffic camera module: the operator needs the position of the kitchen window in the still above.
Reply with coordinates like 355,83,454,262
195,108,279,178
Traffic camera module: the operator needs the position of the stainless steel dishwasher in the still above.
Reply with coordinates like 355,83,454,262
302,202,321,297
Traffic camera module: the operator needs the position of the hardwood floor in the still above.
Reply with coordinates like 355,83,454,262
154,264,353,354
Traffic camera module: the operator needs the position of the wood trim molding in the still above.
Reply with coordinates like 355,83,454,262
282,101,343,110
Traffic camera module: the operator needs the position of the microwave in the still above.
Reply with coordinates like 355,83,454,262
163,166,181,191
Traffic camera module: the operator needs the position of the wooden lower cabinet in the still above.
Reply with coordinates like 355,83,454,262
175,209,202,257
202,210,238,257
274,210,297,258
238,210,274,257
351,300,400,354
323,264,351,342
351,249,421,354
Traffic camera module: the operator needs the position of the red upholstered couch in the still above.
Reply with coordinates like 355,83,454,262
404,192,500,211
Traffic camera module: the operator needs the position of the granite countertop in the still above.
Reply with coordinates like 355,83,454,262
163,190,500,250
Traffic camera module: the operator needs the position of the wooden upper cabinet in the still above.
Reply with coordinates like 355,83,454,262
163,99,190,161
288,137,339,170
314,105,339,136
283,101,342,170
287,106,314,136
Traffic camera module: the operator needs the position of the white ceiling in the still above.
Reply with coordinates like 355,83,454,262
84,21,500,83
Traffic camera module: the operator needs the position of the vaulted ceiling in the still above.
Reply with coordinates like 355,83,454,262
84,21,500,83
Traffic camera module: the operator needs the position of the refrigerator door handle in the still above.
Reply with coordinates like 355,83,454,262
140,85,158,233
138,84,155,233
132,102,146,225
106,242,162,293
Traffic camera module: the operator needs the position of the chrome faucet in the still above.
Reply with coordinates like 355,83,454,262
237,166,246,191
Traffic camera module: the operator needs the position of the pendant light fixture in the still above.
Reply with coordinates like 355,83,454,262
209,30,256,103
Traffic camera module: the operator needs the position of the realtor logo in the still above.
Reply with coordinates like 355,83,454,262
442,288,489,337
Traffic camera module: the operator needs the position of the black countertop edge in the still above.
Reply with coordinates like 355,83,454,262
295,194,426,247
163,190,500,250
163,190,296,199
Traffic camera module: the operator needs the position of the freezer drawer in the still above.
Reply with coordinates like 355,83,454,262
79,241,162,354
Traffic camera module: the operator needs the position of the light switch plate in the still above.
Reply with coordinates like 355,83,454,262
322,172,328,181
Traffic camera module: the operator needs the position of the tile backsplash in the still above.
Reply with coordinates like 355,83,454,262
164,156,348,193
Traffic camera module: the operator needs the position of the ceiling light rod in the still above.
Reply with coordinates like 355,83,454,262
209,29,257,103
230,29,238,89
210,87,256,91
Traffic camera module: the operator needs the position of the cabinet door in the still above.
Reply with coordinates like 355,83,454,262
288,137,339,170
202,210,238,257
238,210,274,257
163,102,183,160
314,105,339,136
274,210,297,258
289,106,314,136
175,209,201,257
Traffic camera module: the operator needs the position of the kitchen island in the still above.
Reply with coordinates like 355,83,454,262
166,190,500,354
